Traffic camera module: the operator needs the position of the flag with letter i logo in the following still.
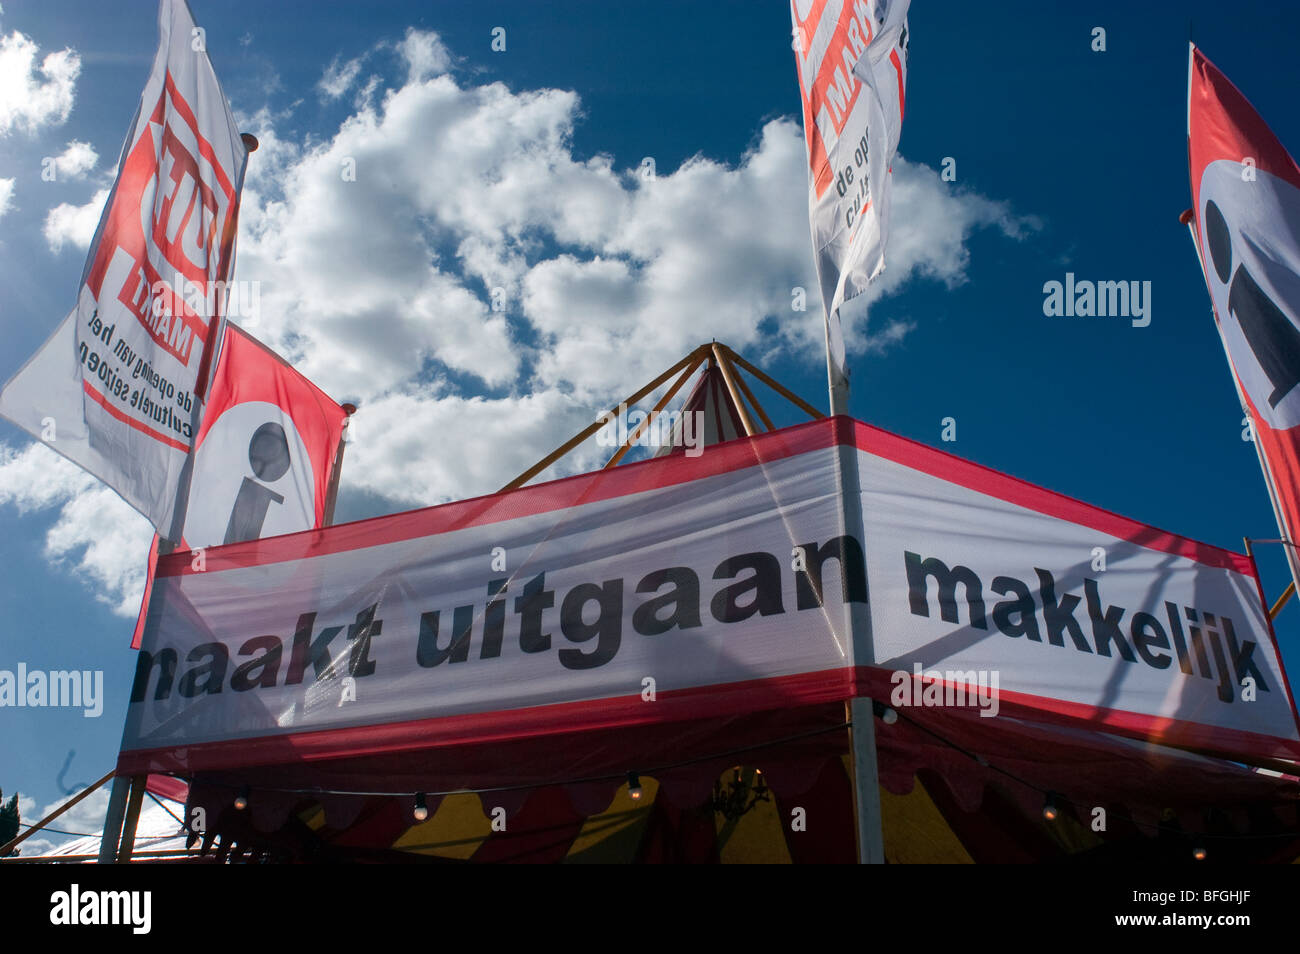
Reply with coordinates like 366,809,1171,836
131,324,349,648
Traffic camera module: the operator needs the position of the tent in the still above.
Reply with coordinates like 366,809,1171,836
81,344,1300,863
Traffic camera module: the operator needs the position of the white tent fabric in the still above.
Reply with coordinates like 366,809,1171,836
36,796,190,861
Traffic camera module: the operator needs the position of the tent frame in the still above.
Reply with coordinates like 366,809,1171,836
95,342,878,864
498,341,886,863
501,341,824,491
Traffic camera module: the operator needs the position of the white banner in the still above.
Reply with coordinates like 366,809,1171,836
122,431,858,765
0,0,247,540
119,420,1300,771
791,0,909,388
856,422,1300,759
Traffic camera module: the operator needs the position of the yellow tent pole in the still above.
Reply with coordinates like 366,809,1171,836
0,770,114,857
711,343,756,436
720,349,775,431
604,350,707,468
721,345,825,421
500,345,710,491
1244,536,1297,621
1270,582,1295,621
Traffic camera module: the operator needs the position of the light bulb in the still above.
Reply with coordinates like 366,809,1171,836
1042,793,1059,822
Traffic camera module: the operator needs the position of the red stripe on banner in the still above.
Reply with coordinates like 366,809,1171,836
117,668,858,773
853,666,1300,762
156,419,839,575
156,416,1257,577
847,420,1254,574
117,661,1300,775
83,380,191,453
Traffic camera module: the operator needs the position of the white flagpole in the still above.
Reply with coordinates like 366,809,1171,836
826,310,850,416
824,297,884,864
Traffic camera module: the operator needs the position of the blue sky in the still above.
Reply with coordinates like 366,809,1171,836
3,0,1300,849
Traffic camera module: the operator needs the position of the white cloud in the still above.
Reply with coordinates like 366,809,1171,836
50,139,96,179
43,485,152,617
0,443,95,513
1,29,1031,613
43,186,107,252
397,28,451,83
228,62,1027,505
0,30,80,135
0,444,150,617
0,176,13,218
318,54,362,100
16,788,110,857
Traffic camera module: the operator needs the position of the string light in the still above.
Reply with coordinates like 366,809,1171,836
1042,792,1059,822
872,700,898,725
413,792,429,822
186,717,1284,854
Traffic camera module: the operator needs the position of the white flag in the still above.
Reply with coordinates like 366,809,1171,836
791,0,910,392
0,0,248,540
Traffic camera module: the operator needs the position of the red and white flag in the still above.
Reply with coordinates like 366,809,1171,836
0,0,248,541
132,324,349,647
1188,43,1300,589
790,0,909,399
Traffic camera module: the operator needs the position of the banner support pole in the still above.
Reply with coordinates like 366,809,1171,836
97,773,131,863
115,775,147,864
824,306,884,863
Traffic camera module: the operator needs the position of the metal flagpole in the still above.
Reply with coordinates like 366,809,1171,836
101,131,265,863
826,310,850,418
1181,210,1300,599
323,403,356,525
824,308,885,864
